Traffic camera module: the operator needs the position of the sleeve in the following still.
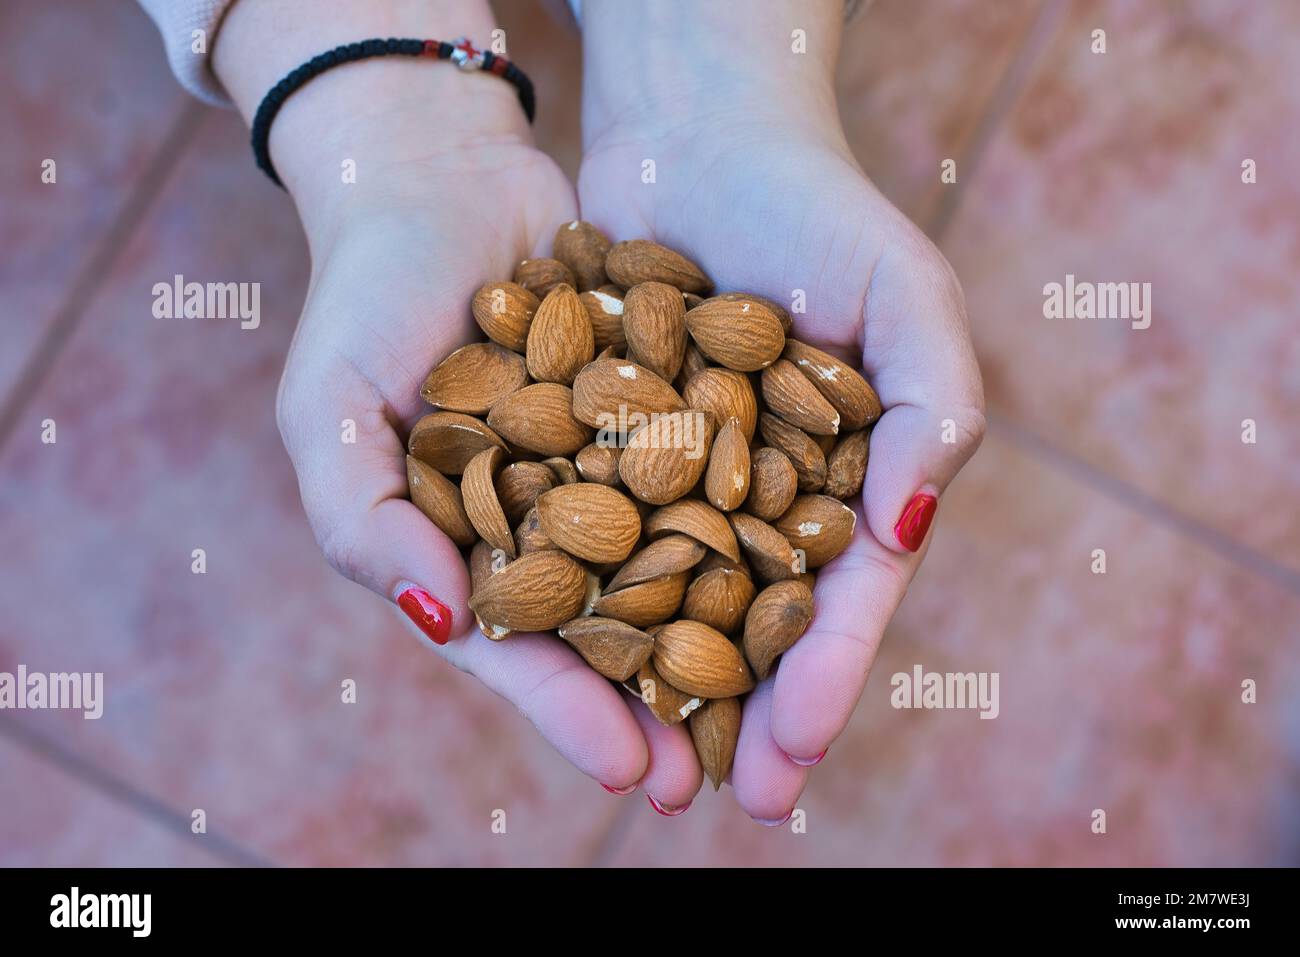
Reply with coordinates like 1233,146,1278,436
136,0,236,106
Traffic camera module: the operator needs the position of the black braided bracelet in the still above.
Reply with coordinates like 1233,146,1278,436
250,37,535,188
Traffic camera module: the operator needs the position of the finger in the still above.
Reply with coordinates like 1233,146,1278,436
731,677,809,825
769,499,919,762
622,691,703,813
860,231,985,553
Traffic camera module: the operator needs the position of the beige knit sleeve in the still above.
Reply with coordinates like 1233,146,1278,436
136,0,236,106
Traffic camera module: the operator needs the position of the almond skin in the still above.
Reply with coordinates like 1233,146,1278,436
746,446,799,521
729,512,802,582
408,411,507,476
623,281,687,383
718,291,792,335
574,442,622,486
605,239,711,294
761,359,841,435
705,417,751,512
406,455,476,547
824,429,870,500
782,338,882,431
421,342,528,415
774,494,857,568
685,297,785,371
742,580,814,680
536,483,641,563
606,534,706,592
636,657,704,726
690,697,741,791
470,540,513,640
553,220,611,292
683,368,758,442
542,456,580,485
469,549,588,632
513,257,575,299
653,620,755,698
514,505,555,555
462,446,516,559
618,411,715,505
571,358,685,429
579,285,627,352
593,572,689,628
557,616,653,681
487,383,594,457
526,283,595,385
644,500,741,563
682,566,757,635
494,461,557,527
471,281,538,352
759,412,827,492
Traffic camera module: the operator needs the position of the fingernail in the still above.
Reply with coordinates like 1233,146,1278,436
601,782,637,796
894,492,937,552
647,794,691,816
788,748,827,767
396,585,453,645
753,811,793,827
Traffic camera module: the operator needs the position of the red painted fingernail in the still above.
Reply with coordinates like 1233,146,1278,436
647,794,691,816
753,811,793,827
789,748,827,767
894,492,937,552
602,782,637,796
396,586,453,645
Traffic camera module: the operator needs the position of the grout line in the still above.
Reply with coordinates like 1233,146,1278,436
0,104,206,457
927,0,1068,240
988,412,1300,597
0,715,273,868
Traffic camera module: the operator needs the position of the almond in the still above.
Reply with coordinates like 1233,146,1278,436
644,499,741,563
462,446,515,558
653,620,755,698
592,572,689,628
674,341,711,393
761,359,841,435
774,494,856,568
408,411,507,476
542,456,580,485
685,297,785,371
742,580,814,680
728,512,802,582
536,483,641,563
622,281,687,383
557,616,653,681
718,291,792,335
606,534,706,592
759,412,827,492
690,696,741,791
513,257,575,299
782,339,882,431
514,505,555,554
824,429,870,500
697,551,751,577
618,411,714,505
471,281,538,352
406,455,476,547
579,285,627,352
705,417,750,512
553,220,611,292
420,342,528,415
494,461,557,527
526,283,594,385
746,446,799,521
574,442,622,486
681,566,756,635
636,657,704,726
605,239,711,294
683,367,758,442
470,539,513,640
487,382,594,457
570,358,684,429
469,549,588,632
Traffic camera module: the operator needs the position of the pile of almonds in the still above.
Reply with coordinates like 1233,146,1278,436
406,222,879,790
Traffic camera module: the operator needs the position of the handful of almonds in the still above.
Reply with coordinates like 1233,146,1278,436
406,222,880,790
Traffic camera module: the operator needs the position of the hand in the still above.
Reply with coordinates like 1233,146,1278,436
578,0,986,821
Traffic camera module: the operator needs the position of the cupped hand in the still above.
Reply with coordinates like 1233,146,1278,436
579,109,986,821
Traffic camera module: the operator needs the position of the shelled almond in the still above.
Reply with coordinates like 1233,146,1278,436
407,222,879,791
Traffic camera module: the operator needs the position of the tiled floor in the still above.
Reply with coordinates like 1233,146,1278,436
1,0,1295,867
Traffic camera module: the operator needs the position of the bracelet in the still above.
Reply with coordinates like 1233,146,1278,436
250,37,536,188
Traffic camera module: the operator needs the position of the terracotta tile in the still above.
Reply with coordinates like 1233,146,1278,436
0,0,189,396
0,738,227,866
604,429,1300,865
942,0,1300,574
837,0,1043,223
